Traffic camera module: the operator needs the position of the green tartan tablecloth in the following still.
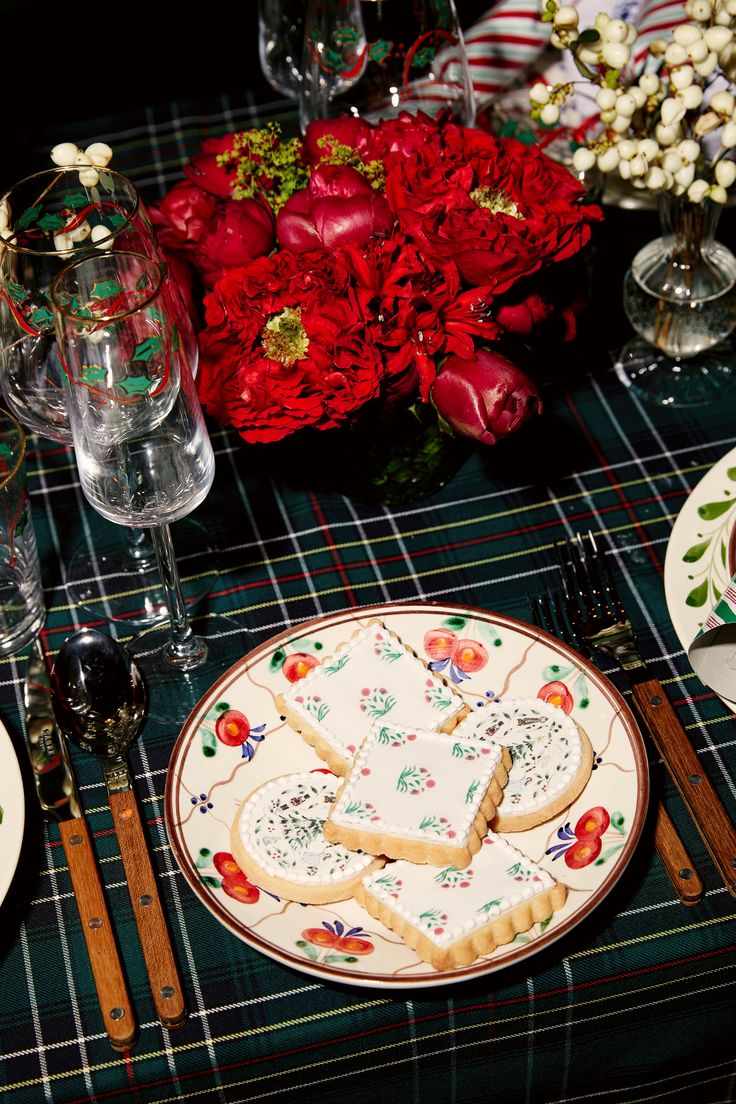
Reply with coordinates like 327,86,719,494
0,90,735,1104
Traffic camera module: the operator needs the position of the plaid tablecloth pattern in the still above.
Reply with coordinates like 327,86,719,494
0,90,735,1104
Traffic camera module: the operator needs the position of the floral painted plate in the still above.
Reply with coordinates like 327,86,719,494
0,717,25,908
165,602,649,989
664,445,736,712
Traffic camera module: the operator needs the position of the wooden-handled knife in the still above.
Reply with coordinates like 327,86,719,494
23,639,137,1051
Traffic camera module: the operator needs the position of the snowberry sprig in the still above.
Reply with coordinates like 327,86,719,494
50,141,113,187
531,0,736,201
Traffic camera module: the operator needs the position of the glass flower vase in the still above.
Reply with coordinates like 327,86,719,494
616,193,736,406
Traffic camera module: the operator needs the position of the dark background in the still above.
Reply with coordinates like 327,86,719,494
4,0,492,187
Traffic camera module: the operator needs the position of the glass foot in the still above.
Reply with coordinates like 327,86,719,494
613,337,736,408
63,516,219,628
123,612,247,729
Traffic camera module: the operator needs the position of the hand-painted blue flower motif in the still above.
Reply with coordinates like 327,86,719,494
191,793,213,814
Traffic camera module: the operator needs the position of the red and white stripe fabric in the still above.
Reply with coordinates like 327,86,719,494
462,0,687,105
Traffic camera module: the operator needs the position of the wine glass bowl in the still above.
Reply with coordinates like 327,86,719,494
0,167,159,442
299,0,475,131
51,250,218,677
258,0,306,97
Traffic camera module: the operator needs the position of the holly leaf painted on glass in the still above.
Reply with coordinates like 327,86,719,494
5,279,28,304
685,580,710,607
132,336,162,362
117,374,154,397
697,500,733,521
15,205,42,231
91,280,123,301
28,306,54,331
683,538,711,563
63,191,90,210
79,363,108,385
105,212,127,228
37,212,66,233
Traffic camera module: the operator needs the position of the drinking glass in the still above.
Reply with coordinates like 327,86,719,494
0,166,215,625
0,407,44,656
51,251,241,719
259,0,306,96
299,0,475,131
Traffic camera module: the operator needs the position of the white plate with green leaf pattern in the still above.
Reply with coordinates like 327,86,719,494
165,602,648,988
664,445,736,711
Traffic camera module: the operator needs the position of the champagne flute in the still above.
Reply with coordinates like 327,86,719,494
0,166,216,625
51,250,242,719
299,0,475,131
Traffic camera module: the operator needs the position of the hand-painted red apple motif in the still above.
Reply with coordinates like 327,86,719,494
301,924,373,955
537,680,574,713
451,639,488,673
283,653,319,682
215,709,251,746
546,805,620,869
213,852,260,904
424,628,457,661
574,806,610,840
564,837,603,868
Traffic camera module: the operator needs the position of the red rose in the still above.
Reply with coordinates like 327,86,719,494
193,199,275,287
183,134,238,198
197,248,384,442
431,347,541,445
149,181,218,253
277,165,393,252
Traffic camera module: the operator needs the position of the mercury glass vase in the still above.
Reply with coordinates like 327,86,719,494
616,192,736,406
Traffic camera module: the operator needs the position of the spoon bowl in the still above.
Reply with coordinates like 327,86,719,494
51,627,147,760
50,626,187,1029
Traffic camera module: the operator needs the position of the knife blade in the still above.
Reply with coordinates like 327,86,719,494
23,639,137,1051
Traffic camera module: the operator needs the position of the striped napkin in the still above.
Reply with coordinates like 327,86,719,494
688,578,736,703
463,0,688,106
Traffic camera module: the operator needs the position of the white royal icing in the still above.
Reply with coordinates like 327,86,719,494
236,773,375,885
282,623,464,768
329,720,504,847
362,833,556,949
454,699,583,816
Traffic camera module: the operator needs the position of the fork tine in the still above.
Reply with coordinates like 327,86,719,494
529,586,580,651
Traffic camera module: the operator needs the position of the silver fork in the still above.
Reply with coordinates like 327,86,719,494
531,587,703,906
557,531,736,900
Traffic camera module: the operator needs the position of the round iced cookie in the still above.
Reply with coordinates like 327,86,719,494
230,771,384,904
453,699,594,832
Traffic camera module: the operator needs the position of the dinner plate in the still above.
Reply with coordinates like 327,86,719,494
165,602,649,988
664,445,736,712
0,717,25,908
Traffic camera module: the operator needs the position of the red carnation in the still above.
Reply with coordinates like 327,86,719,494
197,249,384,443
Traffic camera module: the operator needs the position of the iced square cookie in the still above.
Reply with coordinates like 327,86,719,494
276,620,467,775
230,772,384,905
355,833,567,970
323,720,510,867
453,699,593,832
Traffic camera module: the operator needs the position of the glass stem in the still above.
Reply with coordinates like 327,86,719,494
125,526,157,568
150,524,207,669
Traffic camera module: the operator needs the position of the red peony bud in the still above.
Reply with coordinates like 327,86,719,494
431,347,541,446
276,165,393,252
